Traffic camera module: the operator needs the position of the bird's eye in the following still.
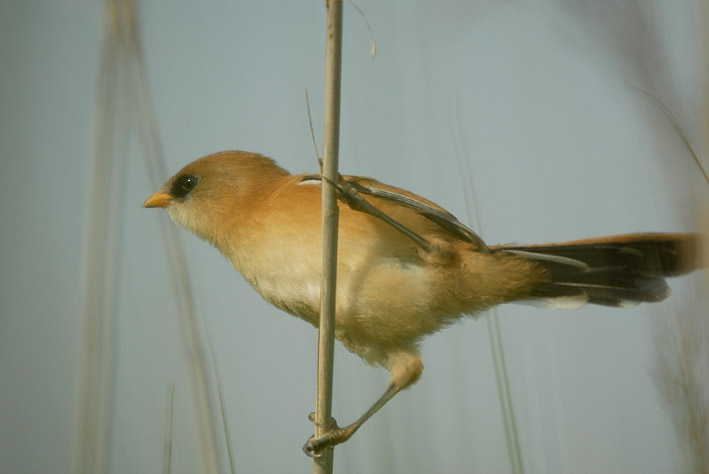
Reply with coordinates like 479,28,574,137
171,174,199,199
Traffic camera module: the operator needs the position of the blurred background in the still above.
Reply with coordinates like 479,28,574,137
1,1,707,473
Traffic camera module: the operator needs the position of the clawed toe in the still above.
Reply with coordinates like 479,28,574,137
307,412,337,429
302,427,349,458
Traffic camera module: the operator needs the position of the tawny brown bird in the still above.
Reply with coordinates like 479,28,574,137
143,150,701,456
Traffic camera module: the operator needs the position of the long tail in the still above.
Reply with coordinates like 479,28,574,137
494,233,701,308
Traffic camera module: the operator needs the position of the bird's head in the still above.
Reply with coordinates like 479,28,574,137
143,150,289,244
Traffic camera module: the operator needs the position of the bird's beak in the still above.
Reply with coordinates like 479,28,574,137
142,190,173,208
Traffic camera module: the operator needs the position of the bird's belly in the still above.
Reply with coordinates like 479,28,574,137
229,236,446,365
235,244,434,312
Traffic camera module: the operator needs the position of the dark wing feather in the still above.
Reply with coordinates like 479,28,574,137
300,174,489,251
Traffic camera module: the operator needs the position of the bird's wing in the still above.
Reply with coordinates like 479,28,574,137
299,174,488,252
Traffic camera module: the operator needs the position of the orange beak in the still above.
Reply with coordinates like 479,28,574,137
142,190,173,208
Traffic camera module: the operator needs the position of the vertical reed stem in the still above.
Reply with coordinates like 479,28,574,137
313,1,343,473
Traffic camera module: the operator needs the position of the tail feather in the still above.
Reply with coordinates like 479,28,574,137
495,233,700,308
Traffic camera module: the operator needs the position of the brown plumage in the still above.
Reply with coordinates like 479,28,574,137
143,150,701,455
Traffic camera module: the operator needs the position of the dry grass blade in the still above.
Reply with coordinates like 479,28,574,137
209,337,236,474
75,1,223,473
162,384,175,474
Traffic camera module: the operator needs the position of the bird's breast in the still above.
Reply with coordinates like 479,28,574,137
224,220,436,330
226,230,324,325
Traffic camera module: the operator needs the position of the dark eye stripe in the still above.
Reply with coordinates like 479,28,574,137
171,174,199,199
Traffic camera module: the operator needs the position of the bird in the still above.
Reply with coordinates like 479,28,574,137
143,150,701,456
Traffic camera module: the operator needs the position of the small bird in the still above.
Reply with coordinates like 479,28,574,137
144,150,700,456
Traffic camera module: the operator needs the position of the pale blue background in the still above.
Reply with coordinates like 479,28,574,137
1,1,707,473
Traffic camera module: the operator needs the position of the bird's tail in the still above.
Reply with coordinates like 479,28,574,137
493,233,701,308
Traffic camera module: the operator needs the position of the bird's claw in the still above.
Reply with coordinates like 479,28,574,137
302,427,349,458
304,413,348,457
307,412,337,429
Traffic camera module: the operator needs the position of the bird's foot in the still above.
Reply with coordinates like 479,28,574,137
307,412,337,429
303,424,355,458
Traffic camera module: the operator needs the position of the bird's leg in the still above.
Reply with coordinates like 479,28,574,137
303,383,400,457
303,351,423,457
324,175,435,253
